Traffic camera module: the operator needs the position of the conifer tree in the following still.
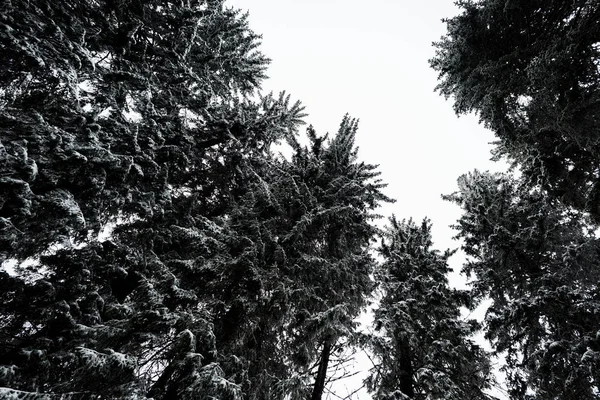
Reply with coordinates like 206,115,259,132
445,170,600,399
368,217,494,400
0,0,306,398
278,118,392,399
433,2,600,398
430,0,600,220
0,0,273,261
2,1,395,399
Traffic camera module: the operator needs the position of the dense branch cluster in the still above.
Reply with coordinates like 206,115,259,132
1,0,599,399
432,0,600,399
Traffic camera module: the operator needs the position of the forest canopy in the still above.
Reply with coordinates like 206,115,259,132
432,0,600,398
1,0,599,399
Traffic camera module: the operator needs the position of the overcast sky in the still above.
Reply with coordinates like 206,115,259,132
225,0,508,398
227,0,507,250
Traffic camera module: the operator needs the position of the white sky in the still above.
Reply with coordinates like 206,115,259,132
226,1,509,398
227,0,507,249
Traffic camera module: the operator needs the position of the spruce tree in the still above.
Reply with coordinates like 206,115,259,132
279,118,392,400
430,0,600,220
0,0,306,398
0,0,271,261
432,2,600,398
368,217,494,400
445,170,600,399
2,1,396,399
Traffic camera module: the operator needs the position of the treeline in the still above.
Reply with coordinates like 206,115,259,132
0,0,598,400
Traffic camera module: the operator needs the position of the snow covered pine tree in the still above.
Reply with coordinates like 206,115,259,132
0,0,305,398
431,0,600,220
432,1,600,397
368,217,494,400
280,118,392,400
445,171,600,399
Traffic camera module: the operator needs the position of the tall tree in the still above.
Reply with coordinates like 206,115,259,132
432,2,600,398
2,1,392,399
445,170,600,399
368,217,494,400
104,92,305,400
280,118,392,400
0,0,306,398
430,0,600,220
0,0,272,261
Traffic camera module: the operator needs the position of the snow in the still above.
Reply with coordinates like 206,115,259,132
0,387,50,399
92,51,113,69
0,259,17,276
98,106,113,119
548,341,563,352
581,349,599,363
123,94,143,123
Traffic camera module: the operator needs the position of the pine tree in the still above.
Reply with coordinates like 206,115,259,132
103,92,305,399
445,170,600,399
2,1,394,399
0,0,307,398
279,118,393,399
368,217,494,400
432,2,600,398
0,0,273,261
430,0,600,220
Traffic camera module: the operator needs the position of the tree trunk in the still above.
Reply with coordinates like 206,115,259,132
310,341,333,400
398,336,414,398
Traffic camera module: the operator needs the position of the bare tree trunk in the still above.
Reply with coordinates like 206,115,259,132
398,336,414,398
310,341,333,400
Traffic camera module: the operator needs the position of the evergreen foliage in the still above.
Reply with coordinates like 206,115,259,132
368,217,494,400
433,1,600,398
431,0,600,220
445,171,600,399
1,0,394,397
0,0,274,261
292,119,393,400
1,0,546,399
0,0,305,398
